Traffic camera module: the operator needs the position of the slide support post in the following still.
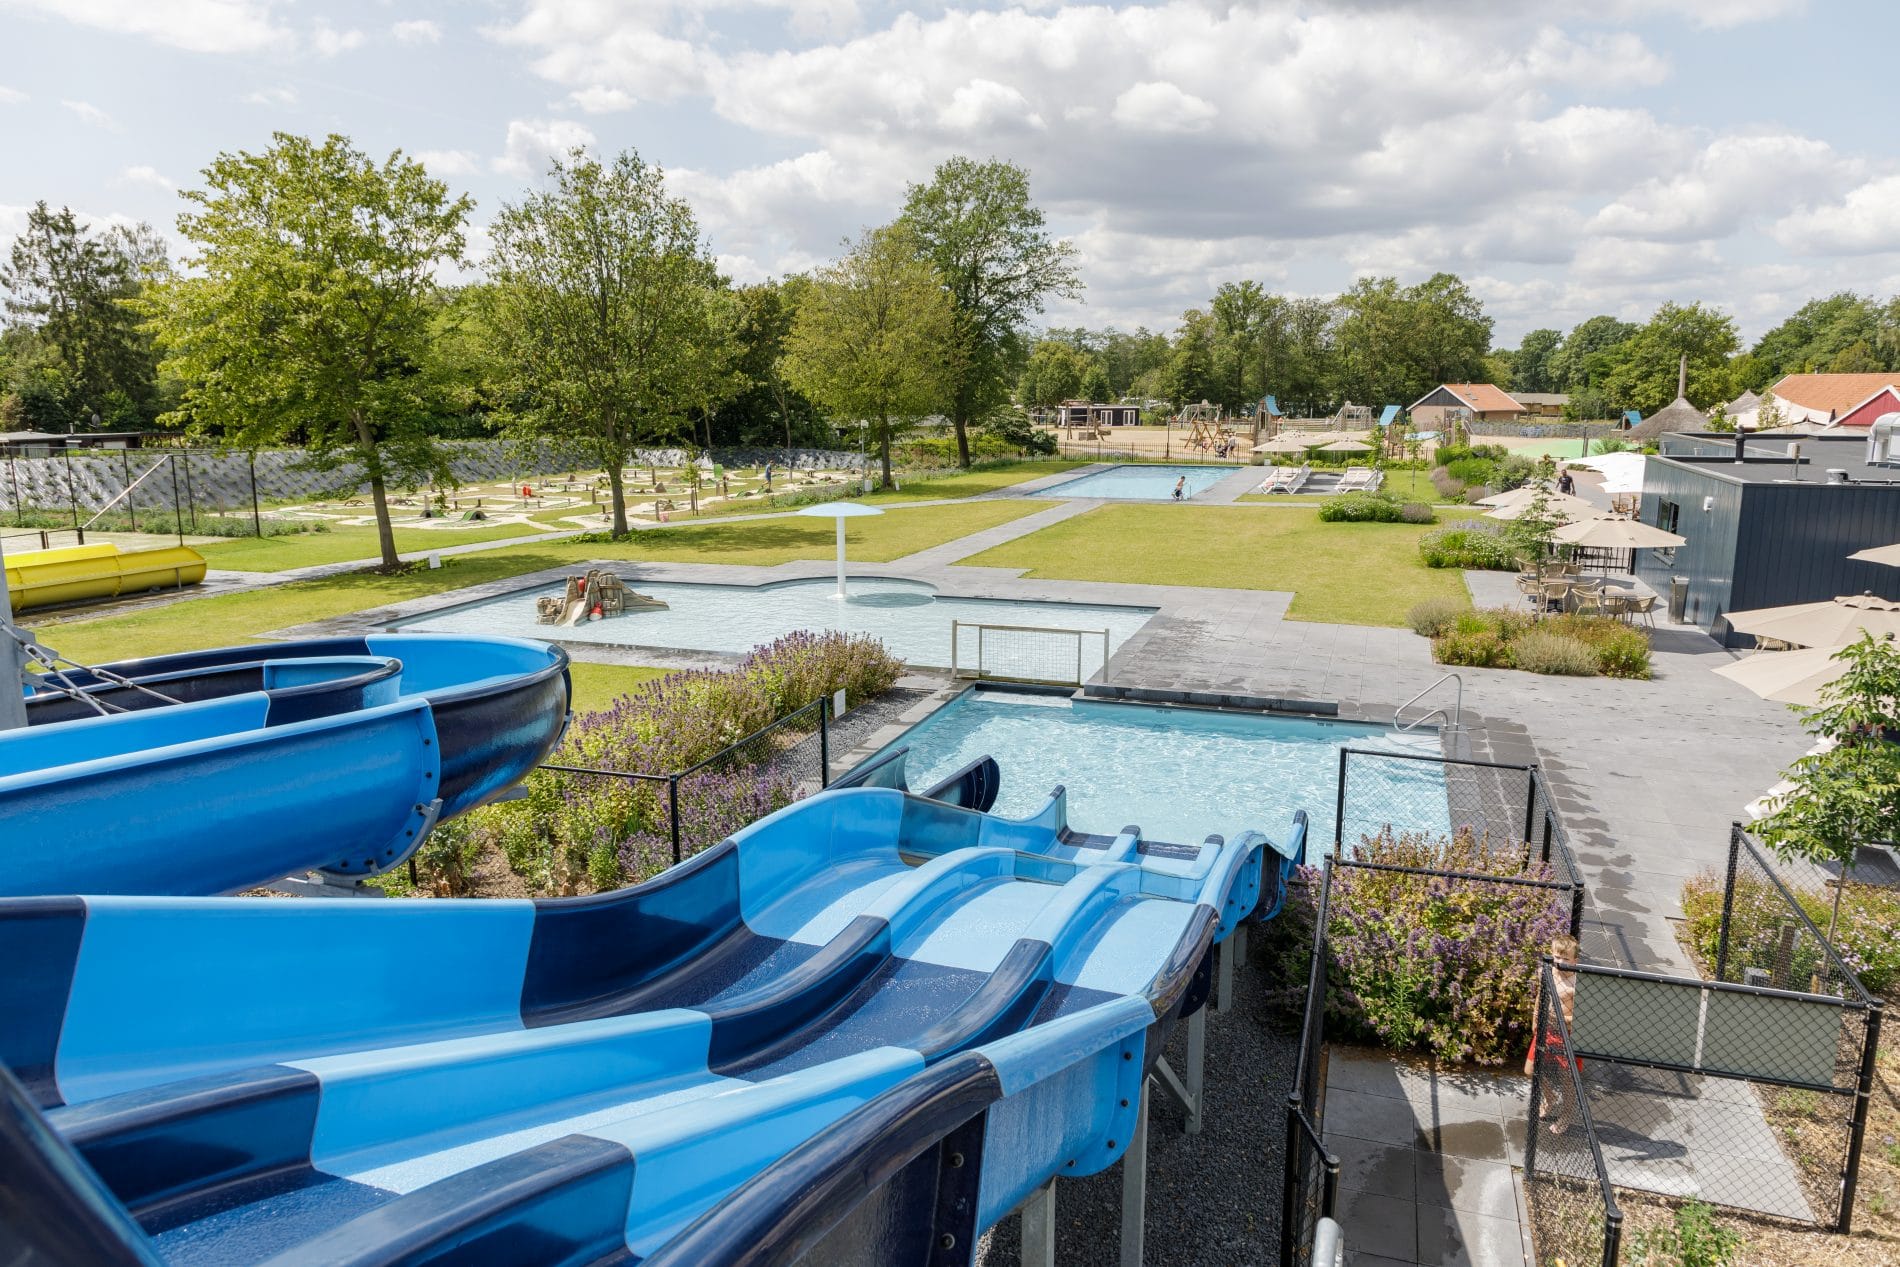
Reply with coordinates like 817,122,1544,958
1120,1079,1149,1266
1021,1180,1057,1267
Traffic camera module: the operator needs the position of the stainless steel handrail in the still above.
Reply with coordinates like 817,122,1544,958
1394,671,1461,732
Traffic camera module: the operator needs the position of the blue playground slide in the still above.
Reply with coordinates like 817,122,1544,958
0,784,1304,1265
3,634,570,897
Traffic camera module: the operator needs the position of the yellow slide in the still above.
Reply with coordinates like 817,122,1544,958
4,542,208,614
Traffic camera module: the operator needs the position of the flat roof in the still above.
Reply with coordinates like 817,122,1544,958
1654,432,1900,486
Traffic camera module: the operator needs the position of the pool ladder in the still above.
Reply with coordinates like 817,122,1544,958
1394,672,1461,733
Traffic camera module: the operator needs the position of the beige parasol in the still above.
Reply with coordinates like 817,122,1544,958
1724,593,1900,648
1847,542,1900,567
1481,491,1596,522
1549,515,1686,549
1317,439,1373,453
1712,641,1871,707
1250,436,1315,454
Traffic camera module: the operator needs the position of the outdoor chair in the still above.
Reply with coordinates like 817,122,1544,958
1626,594,1657,628
1602,591,1632,621
1571,584,1605,617
1539,580,1571,614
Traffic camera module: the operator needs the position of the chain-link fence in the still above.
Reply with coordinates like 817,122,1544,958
540,696,833,875
1281,868,1339,1267
949,620,1111,685
1518,824,1885,1267
1335,748,1586,935
1526,962,1624,1267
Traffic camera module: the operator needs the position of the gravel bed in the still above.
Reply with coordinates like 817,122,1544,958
977,931,1300,1266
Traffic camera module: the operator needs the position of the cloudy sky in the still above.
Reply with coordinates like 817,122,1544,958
3,0,1897,345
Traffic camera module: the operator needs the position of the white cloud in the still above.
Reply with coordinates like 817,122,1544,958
61,99,116,129
0,85,26,105
391,19,442,45
413,148,480,177
6,0,289,54
312,21,365,56
1110,81,1215,134
1588,133,1858,242
1772,175,1900,256
116,165,176,191
938,79,1042,134
492,118,597,178
243,85,297,107
569,85,634,113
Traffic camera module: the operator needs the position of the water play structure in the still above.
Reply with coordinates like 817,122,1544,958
0,775,1303,1265
4,633,571,896
535,569,667,626
3,541,206,613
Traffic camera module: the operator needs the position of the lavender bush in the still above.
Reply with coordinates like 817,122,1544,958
1273,828,1573,1065
448,631,902,895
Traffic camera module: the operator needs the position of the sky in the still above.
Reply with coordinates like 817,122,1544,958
2,0,1898,347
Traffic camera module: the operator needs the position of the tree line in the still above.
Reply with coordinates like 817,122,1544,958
7,129,1900,567
1020,289,1900,424
0,135,1076,566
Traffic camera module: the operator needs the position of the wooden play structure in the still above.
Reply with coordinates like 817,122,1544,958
535,569,668,626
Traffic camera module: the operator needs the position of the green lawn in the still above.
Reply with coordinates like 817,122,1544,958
955,504,1469,626
198,523,558,571
857,460,1087,503
1237,467,1451,505
28,498,1050,663
568,662,674,713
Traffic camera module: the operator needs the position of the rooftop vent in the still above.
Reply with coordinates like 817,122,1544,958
1826,468,1850,484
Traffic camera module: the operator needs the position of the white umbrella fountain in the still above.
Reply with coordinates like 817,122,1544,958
797,501,885,599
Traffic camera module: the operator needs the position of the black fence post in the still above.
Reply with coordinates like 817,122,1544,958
181,454,197,534
1332,747,1349,858
1523,764,1538,850
1840,1000,1885,1232
1716,822,1743,982
1602,1212,1623,1267
1279,1098,1303,1267
249,452,262,537
167,456,184,548
667,776,682,864
819,694,830,788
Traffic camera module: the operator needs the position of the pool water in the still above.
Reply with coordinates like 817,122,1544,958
866,690,1448,858
1041,465,1233,500
396,576,1156,672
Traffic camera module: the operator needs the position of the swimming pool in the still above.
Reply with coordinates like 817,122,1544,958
1041,464,1233,500
862,689,1448,857
395,576,1157,672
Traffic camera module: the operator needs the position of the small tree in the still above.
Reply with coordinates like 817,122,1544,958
1755,390,1785,432
784,225,955,489
484,148,720,536
1758,633,1900,940
146,134,469,569
1504,456,1564,567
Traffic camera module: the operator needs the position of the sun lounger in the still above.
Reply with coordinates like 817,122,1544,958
1336,466,1377,492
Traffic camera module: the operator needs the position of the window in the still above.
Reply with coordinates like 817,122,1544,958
1657,500,1681,534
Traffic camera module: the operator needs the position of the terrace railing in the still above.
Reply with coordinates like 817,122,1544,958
950,619,1111,687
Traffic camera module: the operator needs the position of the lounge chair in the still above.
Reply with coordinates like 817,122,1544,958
1256,467,1295,494
1286,463,1311,493
1337,466,1376,492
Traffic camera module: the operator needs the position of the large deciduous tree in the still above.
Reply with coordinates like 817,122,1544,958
484,148,724,535
1,202,165,428
145,134,468,569
783,225,955,489
1599,301,1738,414
901,157,1079,467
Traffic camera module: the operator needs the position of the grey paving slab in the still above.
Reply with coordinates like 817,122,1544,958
1416,1202,1529,1267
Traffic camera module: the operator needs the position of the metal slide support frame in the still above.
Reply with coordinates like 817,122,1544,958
1120,1077,1150,1267
1151,1004,1207,1136
1021,1179,1057,1267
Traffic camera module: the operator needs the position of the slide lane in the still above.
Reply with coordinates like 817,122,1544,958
1,788,1252,1265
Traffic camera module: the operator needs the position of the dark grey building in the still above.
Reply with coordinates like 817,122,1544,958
1636,431,1900,644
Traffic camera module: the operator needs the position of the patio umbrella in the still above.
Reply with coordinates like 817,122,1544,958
1475,485,1540,508
1724,593,1900,648
1549,516,1686,550
1848,542,1900,567
797,501,884,598
1481,491,1596,522
1317,439,1373,453
1566,452,1647,496
1713,642,1865,707
1250,436,1314,455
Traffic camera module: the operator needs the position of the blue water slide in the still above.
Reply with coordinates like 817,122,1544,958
3,635,570,897
0,785,1268,1263
23,634,572,819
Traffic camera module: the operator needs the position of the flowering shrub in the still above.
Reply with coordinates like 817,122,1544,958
442,631,902,895
1289,829,1574,1065
1423,606,1651,679
1417,520,1521,570
1680,869,1900,995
